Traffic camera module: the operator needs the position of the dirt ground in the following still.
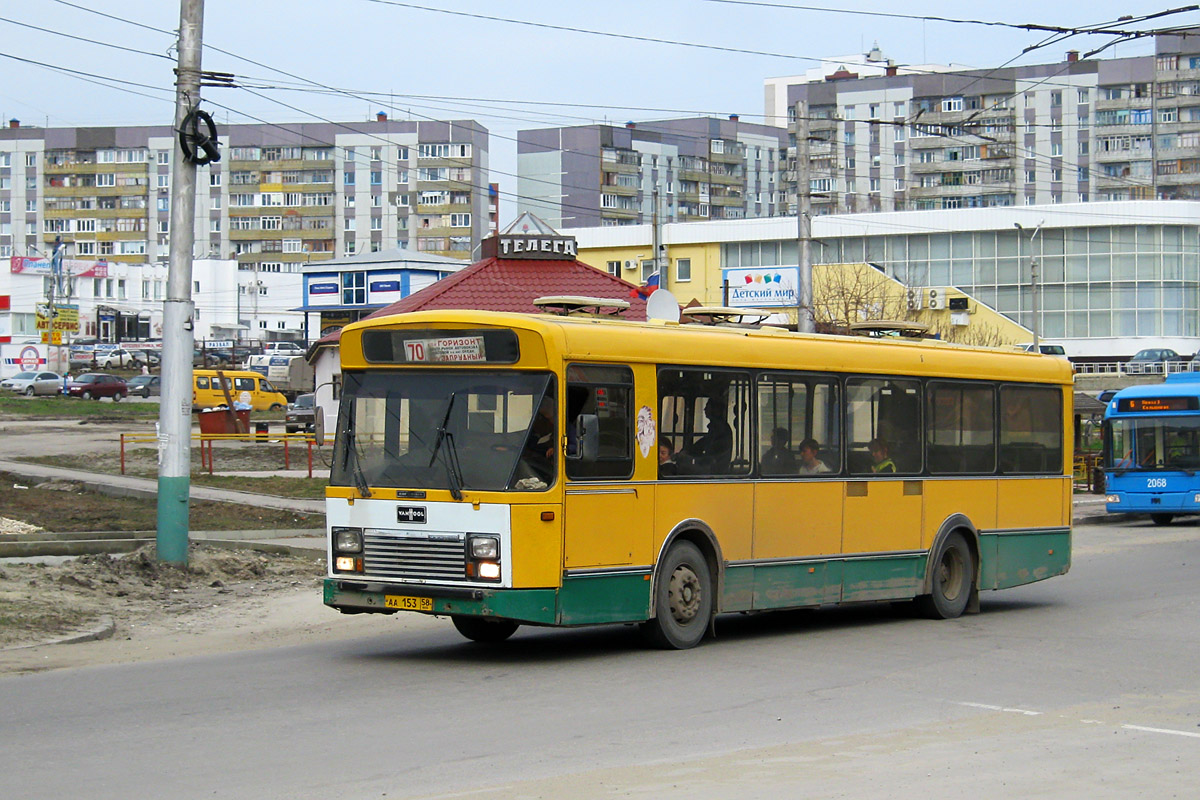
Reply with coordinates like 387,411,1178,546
0,543,423,676
0,416,369,675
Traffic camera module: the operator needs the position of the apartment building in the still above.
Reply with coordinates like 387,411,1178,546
516,117,790,229
774,30,1200,215
0,116,490,274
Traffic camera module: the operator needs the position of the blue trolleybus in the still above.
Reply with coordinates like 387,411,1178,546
1104,373,1200,525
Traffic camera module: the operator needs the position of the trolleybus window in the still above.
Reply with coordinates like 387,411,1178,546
926,382,996,474
756,373,840,476
659,369,752,477
846,378,922,474
999,385,1063,473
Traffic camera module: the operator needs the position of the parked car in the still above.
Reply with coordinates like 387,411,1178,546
285,392,316,433
1018,343,1068,357
126,374,161,397
263,341,305,355
1126,348,1180,374
129,349,161,367
1,371,64,396
96,347,142,369
66,373,128,400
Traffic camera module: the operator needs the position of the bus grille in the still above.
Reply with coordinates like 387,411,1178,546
363,531,466,581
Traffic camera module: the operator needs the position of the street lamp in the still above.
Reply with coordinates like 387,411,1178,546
1015,220,1045,349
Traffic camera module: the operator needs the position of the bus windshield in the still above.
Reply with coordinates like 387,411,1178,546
331,370,556,492
1106,416,1200,471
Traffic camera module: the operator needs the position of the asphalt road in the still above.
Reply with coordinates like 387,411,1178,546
2,519,1198,800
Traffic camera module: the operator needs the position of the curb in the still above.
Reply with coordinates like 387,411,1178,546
1,614,115,651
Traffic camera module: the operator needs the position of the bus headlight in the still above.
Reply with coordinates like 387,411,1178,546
468,535,499,560
1106,494,1120,503
467,534,501,582
333,526,363,553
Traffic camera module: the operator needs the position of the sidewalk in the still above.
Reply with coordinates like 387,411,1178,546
0,459,322,514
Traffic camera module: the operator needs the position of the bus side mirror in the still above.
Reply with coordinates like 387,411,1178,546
570,414,600,460
314,407,325,444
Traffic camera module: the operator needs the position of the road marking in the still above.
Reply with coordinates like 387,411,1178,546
1122,724,1200,739
956,703,1200,738
957,702,1043,716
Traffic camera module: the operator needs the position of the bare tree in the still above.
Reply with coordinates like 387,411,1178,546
812,263,911,334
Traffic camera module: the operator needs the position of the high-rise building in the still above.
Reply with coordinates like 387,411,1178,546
517,117,790,229
0,116,490,273
773,30,1200,215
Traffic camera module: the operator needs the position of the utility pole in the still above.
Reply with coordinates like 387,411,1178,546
157,0,205,565
651,185,664,290
1015,219,1045,350
795,100,815,332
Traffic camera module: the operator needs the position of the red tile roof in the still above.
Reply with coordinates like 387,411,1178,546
315,257,649,345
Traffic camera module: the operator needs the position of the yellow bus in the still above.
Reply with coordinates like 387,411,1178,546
324,309,1072,648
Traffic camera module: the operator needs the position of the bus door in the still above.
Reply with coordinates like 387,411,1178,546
752,374,842,608
562,365,649,570
842,378,923,597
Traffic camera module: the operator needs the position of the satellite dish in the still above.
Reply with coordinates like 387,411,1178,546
645,289,681,323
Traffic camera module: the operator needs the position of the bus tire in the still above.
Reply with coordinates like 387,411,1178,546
641,540,712,650
269,403,284,412
1151,513,1174,526
916,531,974,620
451,615,519,643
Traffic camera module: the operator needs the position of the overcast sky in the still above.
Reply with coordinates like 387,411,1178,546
2,1,1192,223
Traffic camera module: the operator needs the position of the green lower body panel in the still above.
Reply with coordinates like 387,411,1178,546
840,555,925,603
558,572,652,625
979,528,1072,590
324,529,1071,628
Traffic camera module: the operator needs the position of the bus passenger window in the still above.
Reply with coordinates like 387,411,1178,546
196,377,209,390
999,386,1062,473
659,369,752,477
846,378,921,475
926,382,995,474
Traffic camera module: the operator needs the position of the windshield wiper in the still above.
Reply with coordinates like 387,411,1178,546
429,393,465,501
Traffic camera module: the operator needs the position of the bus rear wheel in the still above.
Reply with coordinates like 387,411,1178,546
916,531,974,620
641,540,712,650
1151,513,1174,526
451,615,519,643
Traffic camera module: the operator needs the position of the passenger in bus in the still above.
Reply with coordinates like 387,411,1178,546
797,438,831,475
869,438,896,473
761,427,798,474
658,436,678,477
677,398,733,474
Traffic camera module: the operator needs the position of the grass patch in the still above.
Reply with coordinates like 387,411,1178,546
0,471,322,532
0,396,161,419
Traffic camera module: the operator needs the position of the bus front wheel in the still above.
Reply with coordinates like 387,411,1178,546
451,615,519,643
641,540,712,650
916,531,974,620
1151,513,1174,526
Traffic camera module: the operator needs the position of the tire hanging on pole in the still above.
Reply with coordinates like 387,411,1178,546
179,108,222,166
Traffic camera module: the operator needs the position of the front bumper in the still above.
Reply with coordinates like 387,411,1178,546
323,578,558,624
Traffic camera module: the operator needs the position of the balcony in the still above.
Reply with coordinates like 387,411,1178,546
708,171,744,187
600,183,638,196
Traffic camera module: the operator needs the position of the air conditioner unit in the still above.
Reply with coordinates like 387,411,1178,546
624,260,635,270
906,287,924,310
927,287,948,310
